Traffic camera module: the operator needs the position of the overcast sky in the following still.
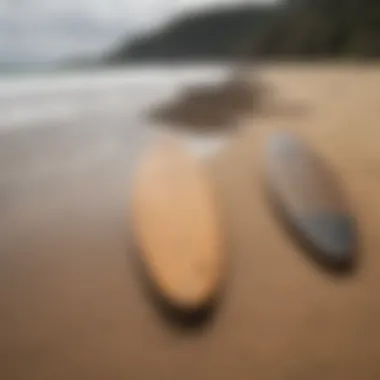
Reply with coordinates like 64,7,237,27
0,0,277,63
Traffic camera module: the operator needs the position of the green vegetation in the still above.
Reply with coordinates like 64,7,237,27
107,0,380,62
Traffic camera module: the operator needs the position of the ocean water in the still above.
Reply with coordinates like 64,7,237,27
0,65,231,129
0,65,234,174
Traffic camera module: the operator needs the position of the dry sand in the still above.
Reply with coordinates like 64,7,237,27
1,64,380,379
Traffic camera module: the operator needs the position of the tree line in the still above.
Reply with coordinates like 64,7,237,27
106,0,380,62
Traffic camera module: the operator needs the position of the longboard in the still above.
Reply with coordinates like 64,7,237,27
265,132,355,268
132,137,224,310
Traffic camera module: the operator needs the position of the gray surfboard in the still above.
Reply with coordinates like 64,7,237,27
265,132,356,269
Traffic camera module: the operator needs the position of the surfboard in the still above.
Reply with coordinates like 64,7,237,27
131,137,224,311
265,132,355,268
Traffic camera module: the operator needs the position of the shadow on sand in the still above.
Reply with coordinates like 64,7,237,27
147,75,309,133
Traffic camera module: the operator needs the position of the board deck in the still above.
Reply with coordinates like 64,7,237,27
265,132,355,267
132,137,224,310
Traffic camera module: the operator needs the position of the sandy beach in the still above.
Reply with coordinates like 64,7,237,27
1,64,380,379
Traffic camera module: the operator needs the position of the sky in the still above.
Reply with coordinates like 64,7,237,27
0,0,277,63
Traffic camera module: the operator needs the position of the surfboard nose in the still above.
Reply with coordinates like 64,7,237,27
297,213,355,265
269,132,300,155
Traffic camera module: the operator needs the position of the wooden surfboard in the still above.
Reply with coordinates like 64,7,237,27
265,132,355,268
132,137,224,311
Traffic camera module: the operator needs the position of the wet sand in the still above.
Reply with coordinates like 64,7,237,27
1,64,380,379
